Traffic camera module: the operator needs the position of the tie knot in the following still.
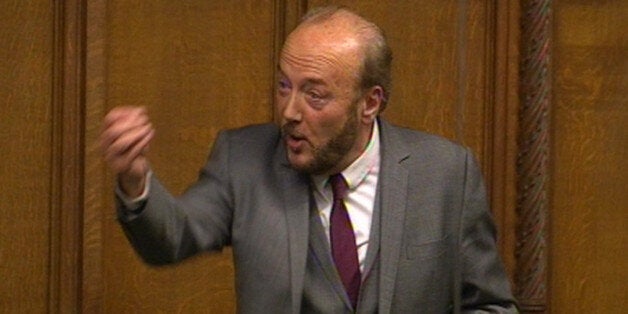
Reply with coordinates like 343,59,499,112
329,173,348,200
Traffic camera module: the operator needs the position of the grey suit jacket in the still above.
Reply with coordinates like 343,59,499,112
118,119,518,313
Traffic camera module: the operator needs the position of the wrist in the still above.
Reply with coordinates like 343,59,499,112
118,173,146,198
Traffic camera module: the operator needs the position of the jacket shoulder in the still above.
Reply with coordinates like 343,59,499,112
381,121,470,159
223,123,279,141
216,123,280,152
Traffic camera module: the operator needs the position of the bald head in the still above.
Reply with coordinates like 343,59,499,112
289,6,393,111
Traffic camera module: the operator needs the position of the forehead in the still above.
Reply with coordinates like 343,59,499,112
279,23,363,82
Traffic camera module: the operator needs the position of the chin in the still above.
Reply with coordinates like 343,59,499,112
288,158,310,172
287,154,319,174
289,157,333,176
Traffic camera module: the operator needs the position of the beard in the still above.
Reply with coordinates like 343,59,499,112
281,109,359,175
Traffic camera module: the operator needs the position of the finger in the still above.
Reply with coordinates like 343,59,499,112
122,129,155,168
100,112,151,152
103,123,154,162
102,109,149,139
104,123,153,156
109,129,154,175
100,121,150,157
101,107,149,147
103,106,147,129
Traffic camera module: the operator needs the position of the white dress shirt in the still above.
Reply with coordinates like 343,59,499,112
310,121,381,273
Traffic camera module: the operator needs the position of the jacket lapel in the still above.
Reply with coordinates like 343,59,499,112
275,143,311,314
377,120,410,313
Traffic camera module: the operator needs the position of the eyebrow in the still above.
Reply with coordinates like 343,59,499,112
276,66,328,87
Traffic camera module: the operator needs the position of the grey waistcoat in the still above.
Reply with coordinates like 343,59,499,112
301,192,382,313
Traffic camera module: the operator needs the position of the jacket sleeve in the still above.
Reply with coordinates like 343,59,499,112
458,149,519,313
116,130,234,265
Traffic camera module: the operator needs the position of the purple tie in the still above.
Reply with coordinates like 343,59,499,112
329,174,361,309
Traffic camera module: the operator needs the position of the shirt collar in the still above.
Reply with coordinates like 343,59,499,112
312,120,381,193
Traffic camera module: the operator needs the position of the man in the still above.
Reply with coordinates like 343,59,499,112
101,6,517,313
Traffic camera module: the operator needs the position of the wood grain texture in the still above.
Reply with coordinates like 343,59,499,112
488,0,520,283
83,0,108,312
51,0,86,311
516,0,552,312
551,1,628,312
0,1,53,312
101,1,275,312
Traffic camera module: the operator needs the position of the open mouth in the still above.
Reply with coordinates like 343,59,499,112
285,134,307,151
281,123,308,151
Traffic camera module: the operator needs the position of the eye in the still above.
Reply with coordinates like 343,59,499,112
307,91,322,100
277,79,291,95
305,90,329,108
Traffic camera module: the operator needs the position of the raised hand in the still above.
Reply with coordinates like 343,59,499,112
100,106,155,197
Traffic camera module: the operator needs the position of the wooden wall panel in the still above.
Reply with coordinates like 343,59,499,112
0,1,53,312
491,0,521,285
516,1,551,311
100,1,275,312
84,0,107,312
551,1,628,312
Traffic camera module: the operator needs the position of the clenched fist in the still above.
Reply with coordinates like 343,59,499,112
100,106,155,197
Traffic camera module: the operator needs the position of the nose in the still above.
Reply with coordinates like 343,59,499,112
281,92,302,123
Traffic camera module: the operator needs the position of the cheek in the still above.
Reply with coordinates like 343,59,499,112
305,111,345,143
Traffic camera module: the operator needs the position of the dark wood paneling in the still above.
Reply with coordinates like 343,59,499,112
0,1,54,312
83,0,107,312
489,0,520,284
100,1,275,312
51,0,86,311
551,1,628,312
516,0,551,312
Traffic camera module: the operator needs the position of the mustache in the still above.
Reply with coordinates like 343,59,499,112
281,123,305,139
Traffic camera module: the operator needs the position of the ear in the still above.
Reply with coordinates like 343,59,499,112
360,86,383,123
